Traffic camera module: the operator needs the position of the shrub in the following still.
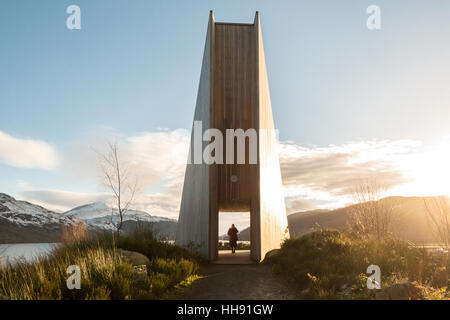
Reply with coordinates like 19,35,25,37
265,229,449,299
117,229,204,263
0,231,200,300
150,258,198,289
0,243,131,300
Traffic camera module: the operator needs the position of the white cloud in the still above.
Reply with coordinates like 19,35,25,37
126,129,190,188
63,127,189,189
286,199,319,214
19,128,190,216
280,139,422,212
0,131,59,170
14,127,429,219
219,212,250,236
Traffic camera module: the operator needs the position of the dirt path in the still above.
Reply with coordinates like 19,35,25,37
181,263,297,300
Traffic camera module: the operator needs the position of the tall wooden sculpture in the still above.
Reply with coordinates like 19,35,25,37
176,11,289,261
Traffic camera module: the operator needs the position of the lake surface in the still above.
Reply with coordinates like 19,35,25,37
0,243,59,267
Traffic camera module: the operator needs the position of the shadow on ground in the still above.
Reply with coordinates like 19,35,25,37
180,262,297,300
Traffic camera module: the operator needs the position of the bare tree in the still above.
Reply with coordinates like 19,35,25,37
424,196,450,248
96,142,139,238
350,179,396,241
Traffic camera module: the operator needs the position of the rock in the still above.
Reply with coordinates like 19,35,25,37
377,282,426,300
263,249,281,261
118,249,150,266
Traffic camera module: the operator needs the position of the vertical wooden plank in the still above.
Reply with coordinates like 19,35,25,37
209,11,218,261
176,12,215,258
251,13,261,261
255,12,290,260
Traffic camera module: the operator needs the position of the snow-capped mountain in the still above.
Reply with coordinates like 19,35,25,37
0,193,79,243
0,193,178,242
64,202,175,231
0,193,76,228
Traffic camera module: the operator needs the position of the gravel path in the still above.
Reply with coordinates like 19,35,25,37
181,264,296,300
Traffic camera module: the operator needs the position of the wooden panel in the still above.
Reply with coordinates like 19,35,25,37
208,13,218,261
176,13,214,258
254,12,290,260
213,23,257,211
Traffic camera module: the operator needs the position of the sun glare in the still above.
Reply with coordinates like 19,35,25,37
394,137,450,197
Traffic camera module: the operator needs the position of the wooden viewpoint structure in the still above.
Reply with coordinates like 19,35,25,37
176,12,289,261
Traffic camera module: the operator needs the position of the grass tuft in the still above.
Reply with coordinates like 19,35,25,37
265,229,449,299
0,230,200,300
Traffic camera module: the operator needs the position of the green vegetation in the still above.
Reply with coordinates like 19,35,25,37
0,230,201,300
265,229,449,299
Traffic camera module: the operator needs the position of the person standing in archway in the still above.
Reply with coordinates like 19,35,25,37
227,224,239,254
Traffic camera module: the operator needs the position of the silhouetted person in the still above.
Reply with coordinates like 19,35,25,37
227,224,239,254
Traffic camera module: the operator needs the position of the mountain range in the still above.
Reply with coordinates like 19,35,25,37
0,193,177,243
237,196,441,244
0,193,443,245
64,202,174,230
0,193,78,243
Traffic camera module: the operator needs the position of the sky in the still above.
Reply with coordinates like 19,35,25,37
1,1,450,234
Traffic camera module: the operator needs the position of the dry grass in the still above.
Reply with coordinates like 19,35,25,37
0,230,200,300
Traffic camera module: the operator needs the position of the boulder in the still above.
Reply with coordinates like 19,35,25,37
377,282,426,300
118,249,150,266
263,249,281,261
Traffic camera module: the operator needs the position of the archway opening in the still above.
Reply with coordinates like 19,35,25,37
217,211,251,264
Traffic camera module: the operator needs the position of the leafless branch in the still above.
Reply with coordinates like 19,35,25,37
424,196,450,248
349,178,397,241
95,141,140,237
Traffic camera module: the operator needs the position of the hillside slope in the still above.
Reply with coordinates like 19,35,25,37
238,196,441,244
288,196,439,243
0,194,179,243
0,193,78,243
64,202,175,230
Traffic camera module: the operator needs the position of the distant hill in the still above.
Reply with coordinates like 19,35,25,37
64,202,178,240
0,193,78,243
119,220,178,240
219,227,250,241
0,193,178,243
237,196,442,244
237,227,250,241
65,201,175,226
0,218,68,243
1,193,442,244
